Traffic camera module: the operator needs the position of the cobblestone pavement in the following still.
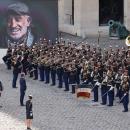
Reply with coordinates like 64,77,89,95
0,63,130,130
61,32,126,49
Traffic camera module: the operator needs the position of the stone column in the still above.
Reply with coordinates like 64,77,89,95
58,0,65,30
73,0,82,36
80,0,99,37
124,0,130,30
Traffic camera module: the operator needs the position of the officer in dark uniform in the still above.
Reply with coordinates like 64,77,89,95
19,73,26,106
0,81,3,108
101,72,108,105
21,53,29,75
91,66,100,102
44,61,50,84
26,95,33,130
107,74,115,106
28,54,34,78
63,65,70,91
12,56,22,88
69,65,77,94
75,64,81,85
2,48,12,70
32,59,38,80
121,77,129,112
115,68,122,100
56,63,63,88
50,62,56,86
38,60,45,81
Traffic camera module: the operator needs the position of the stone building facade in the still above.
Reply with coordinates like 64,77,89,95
58,0,130,38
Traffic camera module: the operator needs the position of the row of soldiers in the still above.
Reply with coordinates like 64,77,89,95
2,38,130,112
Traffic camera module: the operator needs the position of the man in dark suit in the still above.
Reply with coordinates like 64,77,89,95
0,2,39,48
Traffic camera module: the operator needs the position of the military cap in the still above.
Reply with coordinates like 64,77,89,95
28,95,33,99
7,2,30,15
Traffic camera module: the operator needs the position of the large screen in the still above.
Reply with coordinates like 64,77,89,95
0,0,58,48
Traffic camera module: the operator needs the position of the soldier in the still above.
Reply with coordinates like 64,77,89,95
50,61,57,86
26,95,33,130
69,64,77,94
121,75,129,112
27,54,34,78
21,52,29,75
12,56,22,88
126,49,130,78
101,71,108,105
56,63,63,88
91,66,100,102
107,69,115,106
19,73,27,106
0,81,3,108
32,59,38,80
44,59,50,84
115,67,122,100
38,58,45,81
2,48,12,70
63,64,70,91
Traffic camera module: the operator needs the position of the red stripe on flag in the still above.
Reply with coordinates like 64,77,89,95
77,92,90,98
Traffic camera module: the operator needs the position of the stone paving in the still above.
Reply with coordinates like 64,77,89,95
0,64,130,130
60,32,126,49
0,34,130,130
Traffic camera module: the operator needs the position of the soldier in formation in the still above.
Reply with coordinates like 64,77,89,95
3,37,130,112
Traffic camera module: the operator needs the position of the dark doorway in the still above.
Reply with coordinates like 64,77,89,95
99,0,124,26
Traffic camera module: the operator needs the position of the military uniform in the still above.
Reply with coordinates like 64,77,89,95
63,68,70,91
33,63,38,80
122,81,129,112
39,64,45,81
2,49,12,70
19,74,26,106
115,72,122,99
12,57,22,88
101,73,108,105
50,63,56,86
56,64,63,88
107,76,114,106
44,64,50,84
26,100,33,119
91,69,100,102
69,68,77,93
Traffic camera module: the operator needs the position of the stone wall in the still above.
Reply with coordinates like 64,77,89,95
58,0,129,38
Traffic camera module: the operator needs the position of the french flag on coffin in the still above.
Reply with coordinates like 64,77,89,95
76,84,92,99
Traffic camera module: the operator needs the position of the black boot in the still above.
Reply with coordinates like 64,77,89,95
71,85,75,94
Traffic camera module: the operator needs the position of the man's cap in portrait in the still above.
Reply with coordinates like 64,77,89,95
7,2,30,15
